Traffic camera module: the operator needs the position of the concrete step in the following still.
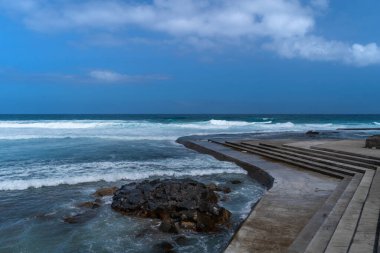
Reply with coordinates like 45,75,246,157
348,169,380,253
282,144,380,166
209,139,379,253
288,176,358,253
221,141,351,178
303,175,363,253
232,142,377,253
233,142,364,175
324,169,375,253
312,146,380,163
256,143,377,170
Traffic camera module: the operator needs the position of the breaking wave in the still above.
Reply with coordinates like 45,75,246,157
0,118,377,141
0,157,246,191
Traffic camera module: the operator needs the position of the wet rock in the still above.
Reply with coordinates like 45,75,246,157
112,178,231,232
306,130,319,136
77,199,101,209
93,187,118,197
63,210,97,224
365,135,380,149
206,183,218,191
159,218,179,233
207,183,231,193
230,179,242,184
173,235,189,246
222,187,232,193
180,221,196,230
152,241,175,253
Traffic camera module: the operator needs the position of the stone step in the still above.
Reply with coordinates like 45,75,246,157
232,142,377,253
220,141,351,178
234,142,365,175
324,169,375,253
303,175,363,253
348,169,380,253
282,144,380,166
288,176,358,253
312,146,380,163
219,141,366,252
208,139,380,253
256,143,377,170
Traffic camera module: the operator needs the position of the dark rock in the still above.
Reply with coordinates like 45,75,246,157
159,217,179,233
93,187,118,197
180,221,196,230
306,130,319,136
365,135,380,149
77,200,101,209
152,241,175,253
63,210,97,224
206,183,218,191
173,235,189,246
222,187,231,194
230,179,242,184
112,178,231,233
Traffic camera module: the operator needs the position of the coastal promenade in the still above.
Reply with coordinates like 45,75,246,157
178,135,380,253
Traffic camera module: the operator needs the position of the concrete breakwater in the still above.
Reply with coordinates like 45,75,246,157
178,135,380,253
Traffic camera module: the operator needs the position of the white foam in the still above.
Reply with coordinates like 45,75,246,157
0,157,246,191
0,119,377,141
0,168,246,191
0,121,118,129
374,122,380,125
209,119,272,127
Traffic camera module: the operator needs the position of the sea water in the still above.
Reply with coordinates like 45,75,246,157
0,114,379,253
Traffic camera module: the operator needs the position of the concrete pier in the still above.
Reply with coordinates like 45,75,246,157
178,137,380,253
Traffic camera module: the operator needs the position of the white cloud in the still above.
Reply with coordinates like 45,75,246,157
1,0,314,39
310,0,329,10
89,70,128,82
88,70,170,83
0,0,379,66
267,36,380,66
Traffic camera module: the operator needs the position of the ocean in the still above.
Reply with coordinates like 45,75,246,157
0,114,379,253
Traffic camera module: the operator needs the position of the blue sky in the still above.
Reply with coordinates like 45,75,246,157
0,0,379,114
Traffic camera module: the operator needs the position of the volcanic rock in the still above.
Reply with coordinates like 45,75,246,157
365,135,380,149
94,187,118,197
77,199,102,209
306,130,319,136
111,178,231,233
230,179,242,185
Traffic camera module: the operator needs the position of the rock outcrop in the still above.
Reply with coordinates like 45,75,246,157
111,179,231,233
365,135,380,149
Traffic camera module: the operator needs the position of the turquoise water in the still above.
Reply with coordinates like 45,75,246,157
0,114,379,253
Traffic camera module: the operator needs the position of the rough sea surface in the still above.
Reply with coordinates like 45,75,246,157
0,114,379,253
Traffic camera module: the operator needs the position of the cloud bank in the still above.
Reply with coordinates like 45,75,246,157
1,0,379,66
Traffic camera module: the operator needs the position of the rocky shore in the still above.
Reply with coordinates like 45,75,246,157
111,178,232,233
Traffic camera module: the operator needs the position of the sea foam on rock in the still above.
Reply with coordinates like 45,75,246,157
111,178,231,233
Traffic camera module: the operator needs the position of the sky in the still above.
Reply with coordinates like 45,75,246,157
0,0,379,114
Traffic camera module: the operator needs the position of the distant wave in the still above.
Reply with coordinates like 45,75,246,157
0,121,118,129
0,119,377,141
374,122,380,125
0,135,179,141
209,119,272,126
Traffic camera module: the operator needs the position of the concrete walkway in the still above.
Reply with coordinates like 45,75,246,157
178,138,380,253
